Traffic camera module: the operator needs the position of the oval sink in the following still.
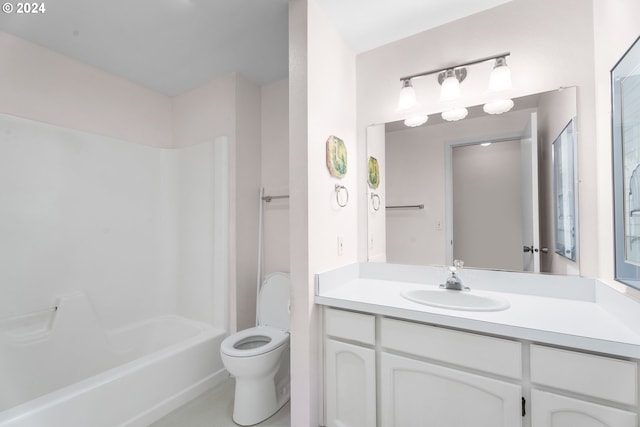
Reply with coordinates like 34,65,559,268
401,288,510,312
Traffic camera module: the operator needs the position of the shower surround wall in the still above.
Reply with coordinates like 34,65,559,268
0,114,229,330
0,30,263,333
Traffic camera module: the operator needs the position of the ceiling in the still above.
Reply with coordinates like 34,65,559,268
0,0,511,96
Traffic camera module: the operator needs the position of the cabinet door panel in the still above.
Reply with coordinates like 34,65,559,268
325,339,376,427
380,352,521,427
532,390,637,427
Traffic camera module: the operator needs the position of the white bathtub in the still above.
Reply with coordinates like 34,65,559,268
0,293,228,426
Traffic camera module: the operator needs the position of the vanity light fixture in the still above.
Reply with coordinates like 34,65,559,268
397,52,512,125
397,79,417,111
438,68,466,101
487,56,512,92
483,56,514,114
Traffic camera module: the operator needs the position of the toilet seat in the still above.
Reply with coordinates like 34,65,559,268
221,326,289,358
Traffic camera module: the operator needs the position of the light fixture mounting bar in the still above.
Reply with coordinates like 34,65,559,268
399,52,511,82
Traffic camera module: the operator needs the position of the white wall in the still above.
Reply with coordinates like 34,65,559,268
289,0,357,424
357,0,598,280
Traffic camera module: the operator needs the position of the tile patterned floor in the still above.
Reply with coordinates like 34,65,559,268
151,378,290,427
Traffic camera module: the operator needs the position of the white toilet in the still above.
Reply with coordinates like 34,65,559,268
220,272,291,426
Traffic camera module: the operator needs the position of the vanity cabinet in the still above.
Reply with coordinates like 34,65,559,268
324,308,376,427
322,307,640,427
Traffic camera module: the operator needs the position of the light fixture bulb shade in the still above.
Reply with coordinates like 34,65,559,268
441,107,468,122
397,80,417,111
488,61,512,92
404,114,429,127
440,75,461,101
483,98,514,115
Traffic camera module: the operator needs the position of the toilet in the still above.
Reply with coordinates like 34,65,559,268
220,272,290,426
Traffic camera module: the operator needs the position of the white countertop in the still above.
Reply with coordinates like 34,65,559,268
315,263,640,359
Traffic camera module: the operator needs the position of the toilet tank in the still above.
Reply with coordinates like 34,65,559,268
257,272,290,331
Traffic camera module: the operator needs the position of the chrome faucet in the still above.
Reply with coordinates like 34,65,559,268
440,260,470,291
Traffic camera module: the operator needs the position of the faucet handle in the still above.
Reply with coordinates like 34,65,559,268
453,259,464,269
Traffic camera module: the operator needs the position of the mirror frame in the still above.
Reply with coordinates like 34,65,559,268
612,35,640,289
552,118,578,261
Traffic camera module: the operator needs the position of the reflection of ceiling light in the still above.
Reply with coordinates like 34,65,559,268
481,142,492,147
404,115,429,127
441,107,468,122
483,99,514,114
488,56,512,92
397,79,417,111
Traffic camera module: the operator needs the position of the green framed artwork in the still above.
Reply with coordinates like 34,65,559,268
326,135,347,178
368,156,380,189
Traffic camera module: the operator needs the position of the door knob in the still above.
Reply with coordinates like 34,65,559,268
524,246,548,254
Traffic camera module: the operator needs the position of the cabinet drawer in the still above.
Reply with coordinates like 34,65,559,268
530,344,637,406
325,308,375,346
380,318,522,379
531,390,637,427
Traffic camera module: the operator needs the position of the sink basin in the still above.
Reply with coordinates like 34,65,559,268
401,288,510,312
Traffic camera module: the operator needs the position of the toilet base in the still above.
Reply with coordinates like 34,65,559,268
232,373,290,426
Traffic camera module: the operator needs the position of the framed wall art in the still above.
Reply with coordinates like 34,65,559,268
326,135,347,178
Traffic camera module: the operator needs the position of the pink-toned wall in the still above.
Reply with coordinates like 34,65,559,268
537,87,579,275
289,0,357,424
234,77,262,331
172,74,236,147
171,73,264,332
261,79,290,277
0,32,173,147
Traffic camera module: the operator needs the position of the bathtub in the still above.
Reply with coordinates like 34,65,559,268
0,293,228,426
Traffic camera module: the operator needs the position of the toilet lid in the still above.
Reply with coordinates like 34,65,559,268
258,272,290,330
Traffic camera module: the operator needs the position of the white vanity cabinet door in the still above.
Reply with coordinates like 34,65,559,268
325,339,376,427
531,390,637,427
380,352,522,427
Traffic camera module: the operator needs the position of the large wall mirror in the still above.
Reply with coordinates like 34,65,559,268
366,87,579,276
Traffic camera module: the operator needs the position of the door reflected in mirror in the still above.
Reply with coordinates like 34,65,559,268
367,87,579,276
